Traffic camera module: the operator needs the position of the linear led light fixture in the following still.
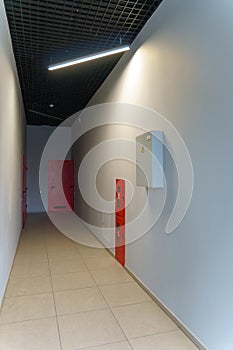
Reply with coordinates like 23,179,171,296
48,45,130,71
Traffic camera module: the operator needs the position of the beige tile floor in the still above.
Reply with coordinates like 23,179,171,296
0,214,198,350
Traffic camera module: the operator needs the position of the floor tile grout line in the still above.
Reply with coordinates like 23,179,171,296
53,286,100,294
111,299,155,309
5,290,54,299
74,239,181,349
128,328,183,341
8,273,51,282
75,244,134,349
109,300,153,309
13,260,49,265
74,339,134,350
0,315,57,327
51,273,133,287
15,218,185,349
96,281,135,350
49,285,98,293
45,232,64,350
98,280,135,287
9,273,50,279
0,226,49,320
54,301,153,318
3,215,198,349
56,306,111,318
0,308,177,334
94,281,133,287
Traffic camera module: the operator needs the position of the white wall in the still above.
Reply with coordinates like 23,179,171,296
73,1,233,349
0,0,25,306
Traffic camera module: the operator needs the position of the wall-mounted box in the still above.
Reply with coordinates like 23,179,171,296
136,130,164,188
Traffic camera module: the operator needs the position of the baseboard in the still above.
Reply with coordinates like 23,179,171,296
99,245,207,349
0,228,22,313
124,265,208,350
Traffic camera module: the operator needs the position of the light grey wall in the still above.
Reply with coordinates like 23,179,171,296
27,125,72,212
0,0,25,306
73,1,233,349
26,126,56,212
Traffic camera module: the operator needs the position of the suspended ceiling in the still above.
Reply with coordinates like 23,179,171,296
4,0,163,125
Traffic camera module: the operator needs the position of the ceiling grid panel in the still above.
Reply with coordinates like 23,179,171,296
4,0,163,125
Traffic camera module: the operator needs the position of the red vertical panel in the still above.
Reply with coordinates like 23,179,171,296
62,160,74,211
115,179,125,266
115,179,125,218
48,160,74,212
22,154,27,228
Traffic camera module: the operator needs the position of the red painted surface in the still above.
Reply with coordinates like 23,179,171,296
22,154,27,228
115,179,125,218
48,160,74,212
115,179,125,266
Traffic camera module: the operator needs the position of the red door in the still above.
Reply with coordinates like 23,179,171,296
22,154,27,228
48,160,74,212
115,179,125,266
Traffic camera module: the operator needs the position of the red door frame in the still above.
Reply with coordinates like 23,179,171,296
115,179,125,266
48,160,74,213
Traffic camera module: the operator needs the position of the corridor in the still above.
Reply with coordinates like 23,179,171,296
0,214,197,350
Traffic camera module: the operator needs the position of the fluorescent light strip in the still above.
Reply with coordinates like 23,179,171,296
48,45,130,71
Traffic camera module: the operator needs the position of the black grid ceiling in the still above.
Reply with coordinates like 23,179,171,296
4,0,163,125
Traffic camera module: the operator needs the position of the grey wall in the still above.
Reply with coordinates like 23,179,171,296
0,0,25,306
27,126,56,212
27,125,72,212
73,1,233,349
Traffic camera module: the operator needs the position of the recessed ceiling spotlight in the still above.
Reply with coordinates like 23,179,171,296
48,45,130,71
49,104,54,108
